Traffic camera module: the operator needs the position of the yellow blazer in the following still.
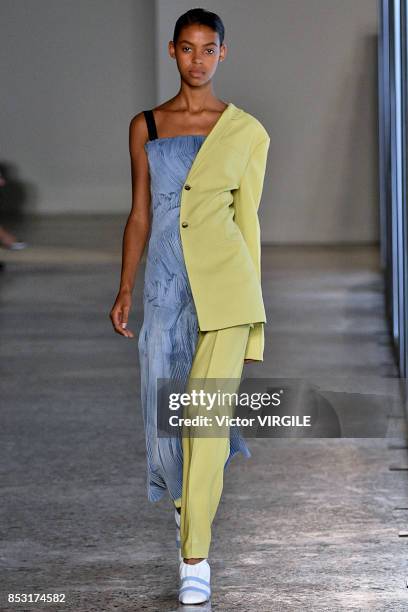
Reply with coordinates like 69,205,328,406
178,102,270,361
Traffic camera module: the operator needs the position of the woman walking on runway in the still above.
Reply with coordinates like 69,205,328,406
110,8,270,605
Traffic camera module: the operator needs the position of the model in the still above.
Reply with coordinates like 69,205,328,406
110,8,270,606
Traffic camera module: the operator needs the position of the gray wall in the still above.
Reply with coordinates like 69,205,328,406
1,0,155,214
1,0,379,244
157,0,379,244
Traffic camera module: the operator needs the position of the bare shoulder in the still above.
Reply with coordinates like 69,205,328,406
129,111,149,153
149,100,174,118
129,110,148,131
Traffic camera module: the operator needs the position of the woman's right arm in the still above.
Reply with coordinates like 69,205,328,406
109,112,151,338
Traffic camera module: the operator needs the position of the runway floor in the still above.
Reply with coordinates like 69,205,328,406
0,214,407,611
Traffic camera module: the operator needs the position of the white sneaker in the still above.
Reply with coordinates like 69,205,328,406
175,508,182,562
178,558,211,604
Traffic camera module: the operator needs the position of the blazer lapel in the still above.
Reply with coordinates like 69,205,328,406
185,102,239,180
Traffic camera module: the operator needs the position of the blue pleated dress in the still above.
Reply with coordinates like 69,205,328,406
138,134,251,503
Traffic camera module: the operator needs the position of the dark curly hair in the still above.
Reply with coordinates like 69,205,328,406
173,8,225,46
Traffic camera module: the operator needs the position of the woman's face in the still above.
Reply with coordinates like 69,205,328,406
169,24,226,85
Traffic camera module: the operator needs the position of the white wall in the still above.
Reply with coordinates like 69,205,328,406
156,0,379,243
1,0,156,213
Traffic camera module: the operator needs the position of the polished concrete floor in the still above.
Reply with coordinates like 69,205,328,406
1,214,408,611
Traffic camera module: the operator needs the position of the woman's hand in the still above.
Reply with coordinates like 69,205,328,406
110,289,134,338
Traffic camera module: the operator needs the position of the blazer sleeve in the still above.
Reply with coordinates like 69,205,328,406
233,134,270,361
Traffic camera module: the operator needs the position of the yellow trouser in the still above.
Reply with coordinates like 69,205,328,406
173,323,251,559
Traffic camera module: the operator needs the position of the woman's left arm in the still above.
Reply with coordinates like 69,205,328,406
233,134,270,362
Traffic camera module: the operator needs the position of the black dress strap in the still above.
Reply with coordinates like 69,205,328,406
143,109,158,141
